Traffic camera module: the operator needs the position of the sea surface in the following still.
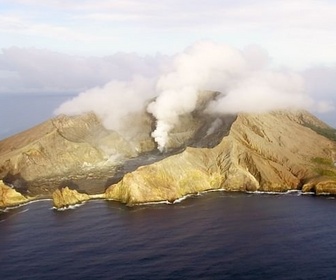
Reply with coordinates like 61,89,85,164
1,95,336,279
1,193,336,280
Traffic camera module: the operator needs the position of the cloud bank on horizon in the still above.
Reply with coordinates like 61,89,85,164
55,41,334,151
1,0,336,138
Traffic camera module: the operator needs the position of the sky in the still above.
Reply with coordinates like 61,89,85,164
0,0,335,127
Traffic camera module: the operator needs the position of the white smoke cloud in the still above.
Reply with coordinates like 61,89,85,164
55,41,334,151
147,41,315,151
146,41,250,150
206,118,223,136
55,76,156,132
207,70,309,114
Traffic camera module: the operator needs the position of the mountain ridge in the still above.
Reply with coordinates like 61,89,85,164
0,109,336,209
105,110,336,205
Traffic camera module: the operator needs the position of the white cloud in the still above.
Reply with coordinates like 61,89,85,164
0,47,165,93
55,76,156,133
0,15,26,30
148,41,316,150
54,41,334,150
0,1,335,129
1,0,336,66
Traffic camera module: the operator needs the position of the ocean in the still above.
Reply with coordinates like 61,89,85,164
1,95,336,279
1,193,336,279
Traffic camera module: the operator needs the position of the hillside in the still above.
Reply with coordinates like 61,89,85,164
105,111,336,205
0,108,336,208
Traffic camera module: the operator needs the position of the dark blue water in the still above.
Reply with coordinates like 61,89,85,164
1,192,336,280
1,95,336,279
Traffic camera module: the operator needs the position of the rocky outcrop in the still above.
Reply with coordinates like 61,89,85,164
0,91,232,199
0,180,29,208
105,111,336,205
0,112,156,196
52,187,91,209
52,187,105,209
1,106,336,209
302,178,336,195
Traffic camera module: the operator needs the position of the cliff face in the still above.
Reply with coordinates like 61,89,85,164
1,106,336,209
0,112,156,196
52,187,90,209
0,180,29,207
52,187,105,209
0,91,229,199
105,111,336,205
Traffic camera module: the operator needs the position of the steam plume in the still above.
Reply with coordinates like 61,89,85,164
55,41,327,152
146,41,310,151
55,76,156,133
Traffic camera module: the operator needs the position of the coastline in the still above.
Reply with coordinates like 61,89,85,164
0,198,52,212
0,186,330,212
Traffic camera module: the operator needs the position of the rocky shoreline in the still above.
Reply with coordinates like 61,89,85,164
1,110,336,210
1,181,335,212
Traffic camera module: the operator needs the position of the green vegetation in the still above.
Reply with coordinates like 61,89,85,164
304,123,336,142
311,157,336,177
314,168,336,177
311,157,333,165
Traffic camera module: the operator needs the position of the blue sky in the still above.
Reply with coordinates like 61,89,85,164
0,0,335,125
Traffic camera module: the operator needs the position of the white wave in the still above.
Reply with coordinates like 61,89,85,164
245,189,311,196
246,190,282,195
285,190,299,194
135,194,198,206
199,188,226,194
302,192,315,195
135,200,171,206
52,201,87,211
135,189,227,207
134,188,231,207
317,192,331,196
172,194,196,204
172,188,230,203
1,198,52,212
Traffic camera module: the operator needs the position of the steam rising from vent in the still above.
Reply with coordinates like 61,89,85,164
206,118,223,136
55,41,327,152
146,41,309,151
55,76,156,132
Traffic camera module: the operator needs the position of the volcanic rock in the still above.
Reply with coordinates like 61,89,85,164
105,111,336,205
1,105,336,209
52,187,90,208
0,180,29,208
0,112,156,196
52,187,105,209
0,91,229,198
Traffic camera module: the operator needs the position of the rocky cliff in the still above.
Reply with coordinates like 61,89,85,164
52,187,104,209
0,180,30,207
0,112,156,197
0,91,225,200
105,111,336,205
1,107,336,209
